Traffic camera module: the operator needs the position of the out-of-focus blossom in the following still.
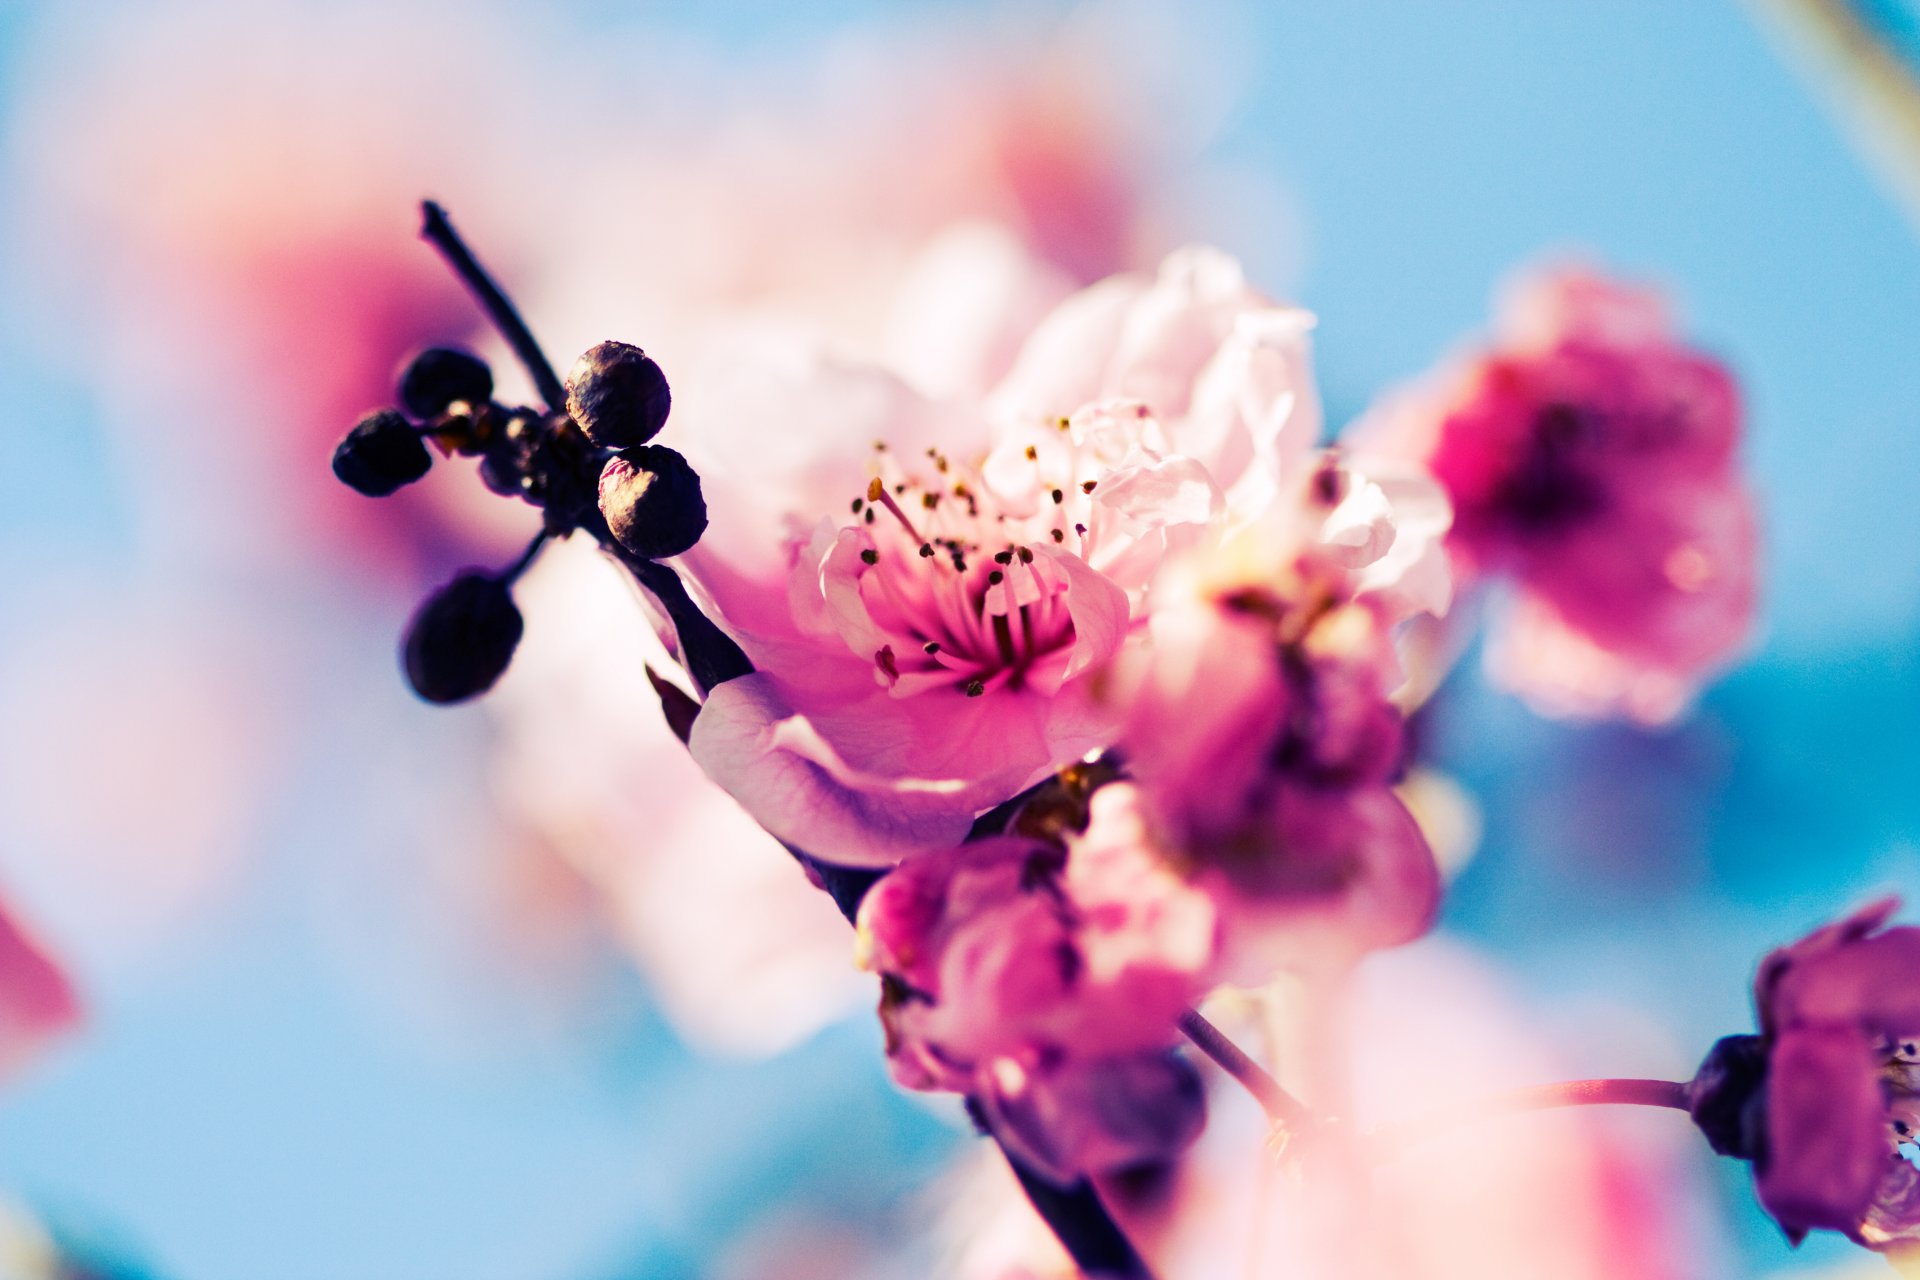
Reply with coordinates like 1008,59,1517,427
857,783,1214,1181
1358,266,1757,724
935,939,1717,1279
0,895,78,1081
488,540,868,1057
1687,899,1920,1263
1109,453,1451,978
683,247,1322,866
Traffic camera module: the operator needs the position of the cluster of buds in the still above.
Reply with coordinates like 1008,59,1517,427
331,322,708,703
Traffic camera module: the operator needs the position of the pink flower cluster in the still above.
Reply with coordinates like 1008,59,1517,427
1362,268,1757,723
857,783,1214,1182
666,246,1458,1181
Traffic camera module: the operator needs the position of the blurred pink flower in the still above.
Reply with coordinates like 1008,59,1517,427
0,894,78,1081
1358,266,1757,723
1110,453,1450,978
856,782,1215,1179
936,941,1720,1279
683,248,1322,866
1741,898,1920,1257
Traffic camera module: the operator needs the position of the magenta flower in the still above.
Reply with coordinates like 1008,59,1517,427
1689,899,1920,1257
1360,267,1757,723
1108,454,1450,976
679,248,1324,866
856,782,1216,1180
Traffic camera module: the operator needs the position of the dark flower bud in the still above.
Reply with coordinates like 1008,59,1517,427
333,409,432,496
1687,1033,1770,1162
398,347,493,419
402,571,524,704
566,341,671,449
599,445,707,559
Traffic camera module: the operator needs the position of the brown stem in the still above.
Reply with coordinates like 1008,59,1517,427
1178,1007,1313,1127
1366,1076,1691,1160
418,200,569,412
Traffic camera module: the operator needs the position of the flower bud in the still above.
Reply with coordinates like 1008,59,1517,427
332,409,432,496
398,347,493,419
599,445,707,559
566,340,671,449
1687,1033,1769,1161
402,571,524,704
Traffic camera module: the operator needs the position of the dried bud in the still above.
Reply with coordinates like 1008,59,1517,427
398,347,493,419
402,572,524,704
1687,1034,1769,1161
566,340,671,449
599,445,707,559
332,409,432,496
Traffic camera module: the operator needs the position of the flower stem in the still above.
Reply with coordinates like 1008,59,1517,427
1365,1077,1691,1160
418,200,569,412
1178,1007,1313,1127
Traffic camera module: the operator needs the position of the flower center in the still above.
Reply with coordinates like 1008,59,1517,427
847,439,1098,698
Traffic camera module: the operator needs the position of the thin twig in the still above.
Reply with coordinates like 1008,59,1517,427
419,200,569,412
1178,1007,1313,1127
1365,1076,1691,1161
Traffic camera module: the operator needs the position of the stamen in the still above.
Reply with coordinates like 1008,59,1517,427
867,476,924,542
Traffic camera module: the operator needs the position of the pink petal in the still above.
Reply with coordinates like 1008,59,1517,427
1757,1025,1890,1241
687,674,983,866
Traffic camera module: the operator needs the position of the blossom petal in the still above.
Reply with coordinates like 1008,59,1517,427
688,674,982,866
1758,1025,1890,1242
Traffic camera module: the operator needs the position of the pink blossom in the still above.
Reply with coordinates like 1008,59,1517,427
1359,266,1757,723
1109,453,1451,977
856,783,1216,1180
0,893,78,1081
681,248,1323,866
1731,898,1920,1255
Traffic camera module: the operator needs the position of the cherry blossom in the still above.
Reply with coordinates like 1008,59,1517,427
1358,266,1756,723
682,248,1323,866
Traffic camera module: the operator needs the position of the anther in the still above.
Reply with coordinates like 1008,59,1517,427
860,549,879,566
1081,480,1097,494
965,679,985,697
919,543,935,558
1050,488,1063,504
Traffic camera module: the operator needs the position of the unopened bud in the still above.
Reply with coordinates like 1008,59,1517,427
398,347,493,419
333,409,432,496
402,572,523,704
599,445,707,559
566,341,671,449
